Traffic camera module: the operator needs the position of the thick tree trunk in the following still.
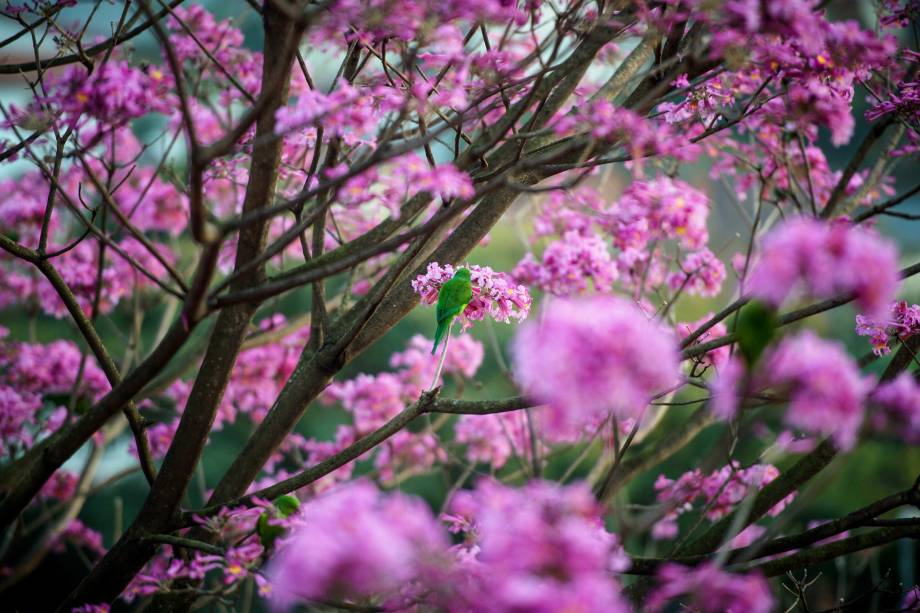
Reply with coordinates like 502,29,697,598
54,6,298,610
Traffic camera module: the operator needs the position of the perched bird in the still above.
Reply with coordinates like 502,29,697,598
432,268,473,355
257,494,301,550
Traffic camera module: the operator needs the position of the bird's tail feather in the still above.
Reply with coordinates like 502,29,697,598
432,320,448,355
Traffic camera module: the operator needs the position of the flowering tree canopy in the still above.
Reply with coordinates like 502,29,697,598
1,0,920,611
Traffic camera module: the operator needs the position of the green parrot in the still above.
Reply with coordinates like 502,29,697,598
257,494,301,550
431,268,473,355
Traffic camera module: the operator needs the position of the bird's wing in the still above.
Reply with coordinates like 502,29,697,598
437,279,471,323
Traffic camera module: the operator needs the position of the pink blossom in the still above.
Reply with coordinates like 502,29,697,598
219,316,309,426
439,480,630,612
726,524,768,549
309,0,526,45
454,411,532,469
413,262,532,325
713,332,871,450
71,605,110,613
748,218,899,319
668,248,726,297
606,177,711,252
710,356,745,420
647,563,774,613
652,462,793,540
870,372,920,443
125,171,189,236
44,60,171,128
855,300,920,356
40,470,79,502
766,331,872,450
0,336,110,457
678,314,730,369
52,519,106,557
167,5,251,74
275,83,403,147
374,430,446,483
326,372,407,433
512,230,619,296
0,385,42,456
512,296,681,431
325,332,485,432
554,101,700,161
267,481,448,607
309,332,483,487
142,420,181,460
9,334,113,397
903,585,920,611
299,426,358,494
388,333,484,393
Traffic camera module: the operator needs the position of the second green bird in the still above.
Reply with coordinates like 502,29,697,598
431,268,473,355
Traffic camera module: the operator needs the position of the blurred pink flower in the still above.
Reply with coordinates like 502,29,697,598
440,480,630,612
267,481,448,607
647,563,774,613
749,218,899,319
512,296,680,431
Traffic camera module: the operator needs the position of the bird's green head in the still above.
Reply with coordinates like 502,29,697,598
454,267,471,279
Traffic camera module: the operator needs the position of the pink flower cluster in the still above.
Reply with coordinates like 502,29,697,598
413,262,532,325
512,296,681,435
748,218,900,319
0,163,181,318
267,481,449,607
668,248,726,298
71,605,110,613
441,480,630,612
678,314,730,370
138,315,311,460
513,178,723,298
124,169,190,236
647,563,774,613
870,373,920,444
39,60,171,130
0,385,43,457
325,333,483,427
276,83,403,147
659,73,736,125
303,333,482,486
711,111,890,210
128,504,271,601
553,101,701,162
0,333,109,457
453,411,533,470
51,518,106,558
690,0,896,146
652,462,793,540
167,5,250,71
332,153,475,218
264,479,637,611
310,0,527,44
513,230,619,296
856,300,920,356
868,55,920,123
765,332,872,450
714,331,872,451
607,177,711,252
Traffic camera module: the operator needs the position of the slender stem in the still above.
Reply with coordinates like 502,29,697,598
143,534,225,556
183,394,531,522
429,323,452,391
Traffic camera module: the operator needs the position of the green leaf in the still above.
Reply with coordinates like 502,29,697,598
735,300,778,367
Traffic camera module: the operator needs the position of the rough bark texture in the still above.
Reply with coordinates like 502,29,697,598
54,6,298,610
